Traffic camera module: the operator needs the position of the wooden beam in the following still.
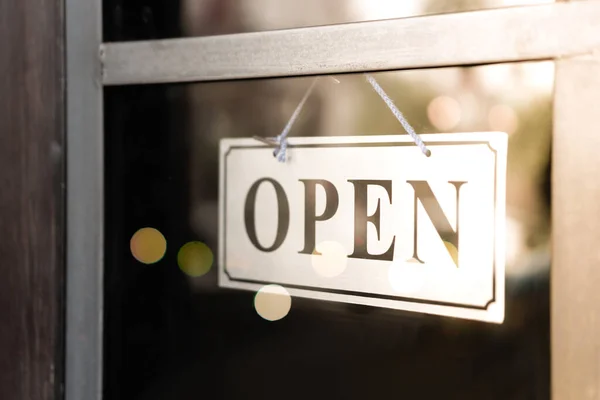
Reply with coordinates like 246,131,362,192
553,54,600,399
101,1,600,85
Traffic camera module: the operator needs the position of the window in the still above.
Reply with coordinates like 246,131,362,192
104,64,551,399
67,1,600,399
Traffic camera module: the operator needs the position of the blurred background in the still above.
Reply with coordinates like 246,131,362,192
104,0,553,399
179,0,552,290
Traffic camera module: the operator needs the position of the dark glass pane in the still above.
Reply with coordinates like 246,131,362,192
104,62,551,399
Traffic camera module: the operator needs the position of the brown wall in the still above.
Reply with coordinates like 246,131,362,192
0,0,65,399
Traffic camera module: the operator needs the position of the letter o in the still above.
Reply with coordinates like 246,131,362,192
244,178,290,252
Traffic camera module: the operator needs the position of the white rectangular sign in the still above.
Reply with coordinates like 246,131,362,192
219,133,507,323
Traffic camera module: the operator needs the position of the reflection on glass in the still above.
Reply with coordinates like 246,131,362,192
177,241,214,277
130,227,167,264
311,241,348,278
427,96,462,131
254,284,292,321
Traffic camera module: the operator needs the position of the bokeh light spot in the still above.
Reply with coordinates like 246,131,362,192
488,104,519,135
427,95,461,131
177,241,214,277
311,241,348,278
130,227,167,264
254,285,291,322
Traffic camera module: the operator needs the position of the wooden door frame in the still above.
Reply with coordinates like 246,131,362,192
66,1,600,399
0,1,65,399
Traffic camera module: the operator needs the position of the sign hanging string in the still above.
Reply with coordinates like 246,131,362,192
274,77,320,162
255,73,430,162
364,74,431,157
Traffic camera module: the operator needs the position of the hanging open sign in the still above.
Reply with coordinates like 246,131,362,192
218,133,507,323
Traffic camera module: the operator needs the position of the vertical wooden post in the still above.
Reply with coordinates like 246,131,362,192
0,0,65,399
553,54,600,399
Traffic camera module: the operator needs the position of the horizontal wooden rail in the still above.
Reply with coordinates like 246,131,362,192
101,1,600,85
